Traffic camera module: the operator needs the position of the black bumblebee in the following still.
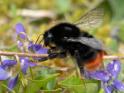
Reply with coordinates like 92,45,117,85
37,8,105,71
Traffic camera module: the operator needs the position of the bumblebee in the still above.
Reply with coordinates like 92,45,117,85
37,8,105,71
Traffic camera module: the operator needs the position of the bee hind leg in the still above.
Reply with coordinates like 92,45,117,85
74,50,83,78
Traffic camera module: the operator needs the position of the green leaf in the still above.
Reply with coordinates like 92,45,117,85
99,89,104,93
46,78,56,90
59,75,85,93
59,75,100,93
25,74,59,93
40,88,62,93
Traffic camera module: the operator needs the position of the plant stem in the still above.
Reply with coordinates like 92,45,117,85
103,55,124,59
0,51,48,58
0,51,124,60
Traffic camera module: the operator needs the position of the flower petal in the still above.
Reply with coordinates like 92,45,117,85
32,44,41,51
17,40,23,47
20,57,36,74
15,23,25,33
2,60,17,67
22,62,29,74
0,66,11,80
8,75,18,90
104,85,112,93
107,60,121,79
28,41,33,51
113,80,124,91
28,43,48,54
20,57,29,74
28,62,37,67
36,48,48,54
88,70,110,82
15,23,26,39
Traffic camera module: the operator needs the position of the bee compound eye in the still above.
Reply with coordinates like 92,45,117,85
47,33,53,38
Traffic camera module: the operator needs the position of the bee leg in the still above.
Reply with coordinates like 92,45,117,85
48,52,59,59
36,57,49,61
74,51,88,79
48,47,57,53
74,50,82,78
58,51,67,58
35,48,58,61
48,47,66,58
37,46,66,61
48,51,66,59
37,52,58,62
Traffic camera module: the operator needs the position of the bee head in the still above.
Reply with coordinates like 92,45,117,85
43,31,54,47
43,23,80,47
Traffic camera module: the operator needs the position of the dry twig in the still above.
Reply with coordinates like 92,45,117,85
0,51,124,60
0,51,48,58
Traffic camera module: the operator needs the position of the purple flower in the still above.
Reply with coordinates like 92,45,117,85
102,80,124,93
107,60,121,79
113,80,124,91
103,84,112,93
0,66,11,80
28,43,48,54
8,75,18,90
2,59,17,68
15,23,26,39
0,59,18,90
20,57,37,74
15,22,48,54
15,23,30,51
0,59,17,80
89,70,110,82
88,60,124,93
28,43,48,61
15,23,44,74
17,40,23,47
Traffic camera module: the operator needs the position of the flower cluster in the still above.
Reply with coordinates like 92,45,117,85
0,23,48,90
88,60,124,93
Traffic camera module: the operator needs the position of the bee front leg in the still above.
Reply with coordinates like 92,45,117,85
48,51,67,59
37,48,66,62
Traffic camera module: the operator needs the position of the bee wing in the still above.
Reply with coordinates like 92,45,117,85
74,8,104,30
67,37,105,50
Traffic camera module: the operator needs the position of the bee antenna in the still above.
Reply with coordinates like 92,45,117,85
35,33,43,44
